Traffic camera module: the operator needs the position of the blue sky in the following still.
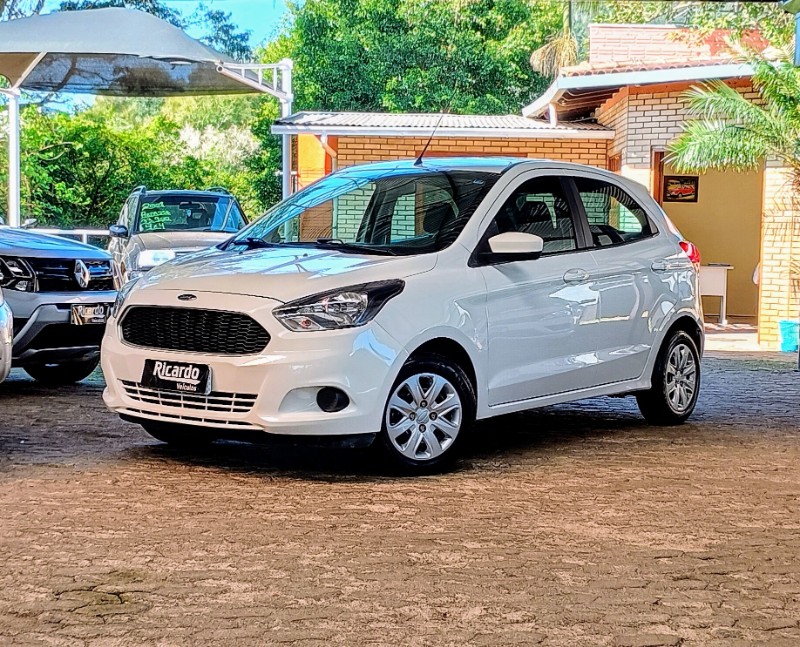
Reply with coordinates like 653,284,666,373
42,0,291,46
162,0,291,45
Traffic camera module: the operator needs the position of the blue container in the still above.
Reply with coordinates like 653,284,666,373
778,319,799,353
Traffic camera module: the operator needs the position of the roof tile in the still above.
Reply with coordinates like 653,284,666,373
274,112,610,132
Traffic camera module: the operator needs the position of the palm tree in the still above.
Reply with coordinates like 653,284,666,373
529,1,580,78
668,55,800,186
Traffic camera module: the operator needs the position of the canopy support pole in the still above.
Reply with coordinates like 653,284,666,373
280,61,293,200
5,89,20,228
2,51,45,228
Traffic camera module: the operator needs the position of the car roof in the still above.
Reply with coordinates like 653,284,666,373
138,189,232,199
332,157,519,175
335,157,621,177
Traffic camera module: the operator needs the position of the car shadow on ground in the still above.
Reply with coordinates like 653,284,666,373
0,368,662,479
130,402,651,481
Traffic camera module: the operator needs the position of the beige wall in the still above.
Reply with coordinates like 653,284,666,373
296,134,335,190
662,165,763,318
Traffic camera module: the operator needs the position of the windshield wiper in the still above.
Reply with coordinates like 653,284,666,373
231,237,280,249
315,238,398,256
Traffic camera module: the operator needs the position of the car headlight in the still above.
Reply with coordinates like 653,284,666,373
111,276,140,318
0,256,35,292
137,249,177,270
273,280,404,332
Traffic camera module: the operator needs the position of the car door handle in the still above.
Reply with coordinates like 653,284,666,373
651,260,668,273
563,268,589,284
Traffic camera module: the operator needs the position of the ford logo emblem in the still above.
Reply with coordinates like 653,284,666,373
177,293,197,301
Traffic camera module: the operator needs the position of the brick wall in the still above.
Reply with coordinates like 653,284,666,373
335,136,608,168
758,162,800,347
334,186,373,239
596,88,629,168
588,24,769,66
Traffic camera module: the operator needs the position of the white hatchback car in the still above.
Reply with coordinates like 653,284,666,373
102,158,703,471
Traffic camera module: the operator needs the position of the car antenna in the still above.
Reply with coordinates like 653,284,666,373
414,85,459,167
414,112,448,167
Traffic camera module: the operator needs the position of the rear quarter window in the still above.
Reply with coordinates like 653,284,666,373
574,177,654,248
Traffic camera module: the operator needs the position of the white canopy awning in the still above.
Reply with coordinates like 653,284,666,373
0,8,294,226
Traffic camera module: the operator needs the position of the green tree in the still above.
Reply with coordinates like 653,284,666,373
281,0,561,114
0,103,266,226
0,0,44,20
247,100,283,209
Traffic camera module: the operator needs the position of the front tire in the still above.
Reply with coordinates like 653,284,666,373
378,354,476,473
636,330,700,425
24,357,100,385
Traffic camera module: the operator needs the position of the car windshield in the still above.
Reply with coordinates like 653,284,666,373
229,167,497,255
135,195,246,233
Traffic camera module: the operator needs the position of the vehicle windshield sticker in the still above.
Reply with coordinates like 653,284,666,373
140,203,173,231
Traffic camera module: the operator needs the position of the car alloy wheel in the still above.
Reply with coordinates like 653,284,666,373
385,372,463,462
664,342,698,414
636,329,701,426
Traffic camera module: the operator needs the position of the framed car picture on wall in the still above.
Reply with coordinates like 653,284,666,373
663,176,699,203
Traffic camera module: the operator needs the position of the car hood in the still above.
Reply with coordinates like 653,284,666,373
0,227,111,260
135,246,437,302
136,231,235,252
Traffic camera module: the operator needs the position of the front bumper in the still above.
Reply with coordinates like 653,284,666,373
102,292,407,437
8,290,117,366
0,301,12,383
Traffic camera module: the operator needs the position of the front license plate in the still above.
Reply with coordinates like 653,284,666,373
141,359,212,395
71,303,112,325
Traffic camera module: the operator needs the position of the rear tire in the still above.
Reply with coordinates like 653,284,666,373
636,330,700,425
378,354,476,474
24,357,100,385
141,423,217,447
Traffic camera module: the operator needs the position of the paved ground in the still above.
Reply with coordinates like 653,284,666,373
1,348,799,646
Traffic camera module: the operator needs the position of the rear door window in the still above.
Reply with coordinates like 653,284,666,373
574,177,654,247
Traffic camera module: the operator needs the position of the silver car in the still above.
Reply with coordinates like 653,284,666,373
108,187,249,284
0,288,12,383
0,227,116,384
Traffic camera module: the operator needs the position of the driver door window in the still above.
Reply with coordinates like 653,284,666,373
491,176,578,254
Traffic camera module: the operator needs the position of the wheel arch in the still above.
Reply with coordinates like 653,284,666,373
663,314,704,356
406,337,479,396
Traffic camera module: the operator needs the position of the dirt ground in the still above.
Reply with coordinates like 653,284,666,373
1,353,799,646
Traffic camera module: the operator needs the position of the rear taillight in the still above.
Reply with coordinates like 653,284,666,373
679,240,701,266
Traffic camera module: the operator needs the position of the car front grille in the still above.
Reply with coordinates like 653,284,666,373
27,258,115,292
120,380,257,414
119,306,270,355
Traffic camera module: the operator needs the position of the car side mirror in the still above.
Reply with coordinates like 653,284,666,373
481,232,544,264
109,224,129,238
